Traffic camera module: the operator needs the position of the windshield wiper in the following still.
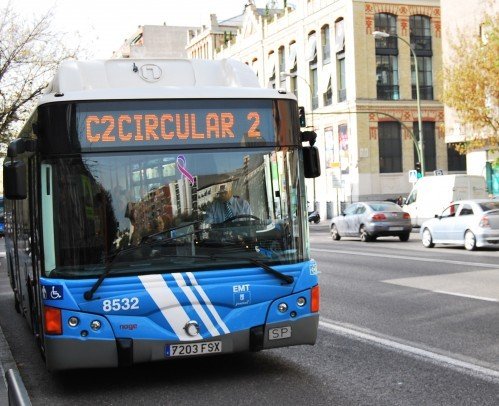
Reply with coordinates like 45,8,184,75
84,222,204,300
244,257,294,284
83,250,294,301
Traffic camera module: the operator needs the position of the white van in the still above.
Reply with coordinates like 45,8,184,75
403,175,488,226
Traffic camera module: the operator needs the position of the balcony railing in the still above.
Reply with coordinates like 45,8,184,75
377,85,400,100
375,36,398,53
412,85,433,100
410,35,432,55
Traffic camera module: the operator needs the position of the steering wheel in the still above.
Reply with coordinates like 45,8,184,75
222,214,261,224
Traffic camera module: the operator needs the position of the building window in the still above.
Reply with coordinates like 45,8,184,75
409,15,432,53
374,13,398,51
288,41,298,98
375,13,398,100
268,51,276,88
413,121,436,172
447,143,467,171
335,18,346,102
251,58,258,78
308,32,318,110
378,122,402,173
321,24,331,64
278,46,286,88
376,55,399,100
411,56,433,100
410,15,433,100
322,72,332,106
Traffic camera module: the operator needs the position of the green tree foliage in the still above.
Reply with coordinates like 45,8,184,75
442,12,499,154
0,2,79,145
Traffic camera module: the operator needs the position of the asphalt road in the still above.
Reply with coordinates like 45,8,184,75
0,230,498,405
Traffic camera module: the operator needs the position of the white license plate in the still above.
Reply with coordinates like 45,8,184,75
165,341,222,357
269,326,292,340
389,227,403,231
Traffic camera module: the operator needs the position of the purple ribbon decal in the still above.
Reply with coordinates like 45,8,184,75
176,155,195,185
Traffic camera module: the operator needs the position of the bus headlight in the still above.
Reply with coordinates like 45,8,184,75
90,320,102,331
278,303,288,313
296,297,306,307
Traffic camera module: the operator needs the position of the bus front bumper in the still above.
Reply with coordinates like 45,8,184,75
44,314,319,370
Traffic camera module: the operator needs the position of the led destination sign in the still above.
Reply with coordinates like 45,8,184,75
76,100,276,149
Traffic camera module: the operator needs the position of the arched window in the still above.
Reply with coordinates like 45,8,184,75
278,46,286,88
374,13,399,100
288,41,298,98
307,31,318,109
321,24,331,64
410,15,433,100
268,51,276,88
335,18,346,102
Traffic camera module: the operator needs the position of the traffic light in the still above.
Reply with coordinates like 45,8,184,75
298,106,306,127
415,162,422,178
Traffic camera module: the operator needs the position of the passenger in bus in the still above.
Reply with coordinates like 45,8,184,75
205,184,252,224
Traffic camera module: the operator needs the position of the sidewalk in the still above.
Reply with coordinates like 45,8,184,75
0,251,31,405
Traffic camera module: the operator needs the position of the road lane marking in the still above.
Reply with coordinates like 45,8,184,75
433,290,498,302
311,248,499,268
385,269,499,301
319,318,499,382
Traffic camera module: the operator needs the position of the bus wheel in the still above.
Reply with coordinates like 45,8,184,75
14,296,20,313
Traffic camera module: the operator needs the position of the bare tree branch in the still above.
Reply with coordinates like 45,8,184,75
0,1,81,144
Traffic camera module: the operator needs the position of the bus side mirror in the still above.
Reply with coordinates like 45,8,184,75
303,146,321,178
3,160,27,200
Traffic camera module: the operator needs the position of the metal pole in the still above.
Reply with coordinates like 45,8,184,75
397,35,425,176
281,72,317,205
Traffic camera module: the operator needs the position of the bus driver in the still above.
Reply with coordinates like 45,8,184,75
205,184,252,224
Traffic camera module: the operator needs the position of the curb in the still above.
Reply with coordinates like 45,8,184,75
0,273,31,405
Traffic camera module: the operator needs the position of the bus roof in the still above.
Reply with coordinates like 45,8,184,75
40,58,294,104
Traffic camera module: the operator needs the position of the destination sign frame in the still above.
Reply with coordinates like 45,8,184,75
76,99,281,151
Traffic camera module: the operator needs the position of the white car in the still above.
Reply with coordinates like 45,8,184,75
420,199,499,250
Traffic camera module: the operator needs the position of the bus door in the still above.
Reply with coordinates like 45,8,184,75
28,156,43,339
13,156,38,332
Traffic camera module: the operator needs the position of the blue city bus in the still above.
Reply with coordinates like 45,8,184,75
2,59,321,370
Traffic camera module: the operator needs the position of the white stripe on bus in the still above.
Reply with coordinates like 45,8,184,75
172,273,221,337
186,272,230,334
138,274,201,341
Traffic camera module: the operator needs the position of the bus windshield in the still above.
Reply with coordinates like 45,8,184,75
41,148,308,278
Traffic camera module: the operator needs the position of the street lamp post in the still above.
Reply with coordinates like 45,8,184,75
280,72,315,129
372,31,425,177
280,71,317,209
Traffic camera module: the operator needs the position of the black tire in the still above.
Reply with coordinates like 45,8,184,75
399,232,410,242
422,228,434,248
359,225,372,242
14,296,20,313
331,224,341,240
464,230,477,251
314,218,320,224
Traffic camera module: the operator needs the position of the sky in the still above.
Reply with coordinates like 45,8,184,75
12,0,268,59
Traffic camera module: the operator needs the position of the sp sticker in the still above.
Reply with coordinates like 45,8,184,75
42,285,64,300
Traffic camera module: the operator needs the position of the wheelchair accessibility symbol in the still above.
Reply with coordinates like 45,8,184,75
42,285,64,300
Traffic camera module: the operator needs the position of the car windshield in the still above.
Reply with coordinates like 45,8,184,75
367,202,402,212
479,201,499,212
41,148,308,278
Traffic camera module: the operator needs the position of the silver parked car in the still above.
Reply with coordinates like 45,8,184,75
330,201,412,242
420,199,499,250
